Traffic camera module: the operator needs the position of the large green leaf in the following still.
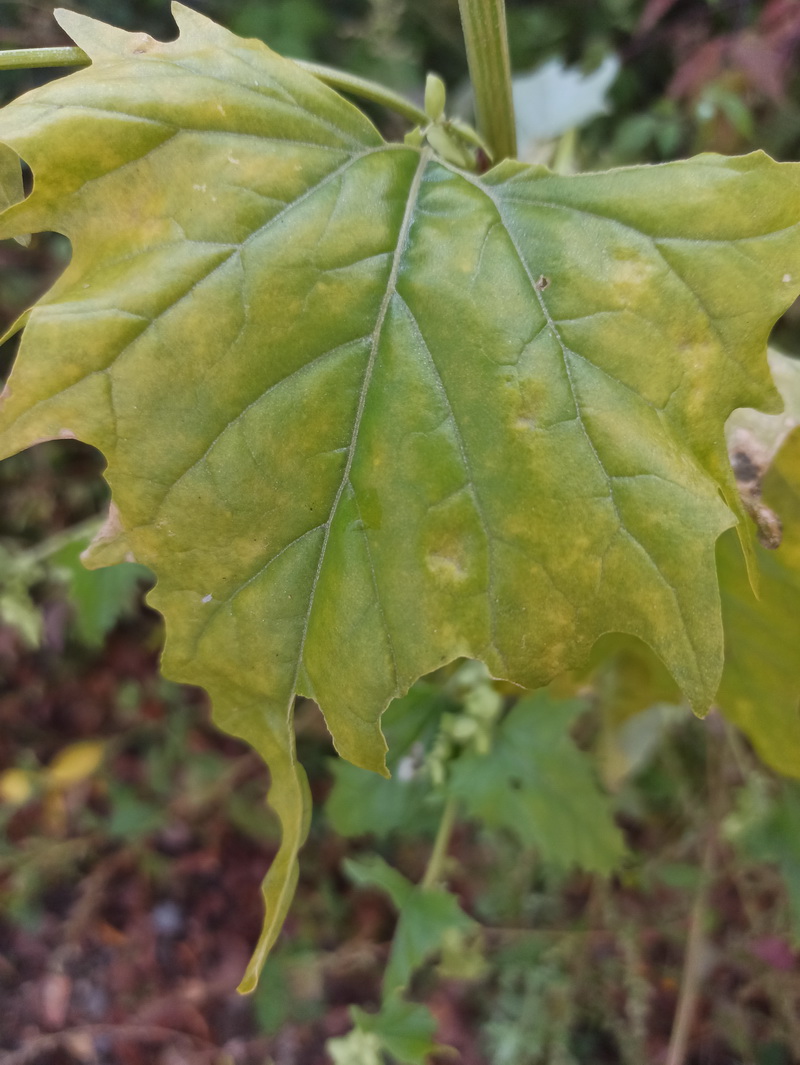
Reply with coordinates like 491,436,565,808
0,6,799,986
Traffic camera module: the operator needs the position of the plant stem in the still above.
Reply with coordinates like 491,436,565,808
666,722,721,1065
664,832,713,1065
0,46,428,126
420,796,458,889
0,46,88,70
24,515,104,565
297,61,428,126
457,0,516,162
552,127,578,175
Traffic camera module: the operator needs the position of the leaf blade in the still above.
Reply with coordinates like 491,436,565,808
1,7,799,985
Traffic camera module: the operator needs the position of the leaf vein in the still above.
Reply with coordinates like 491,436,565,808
454,168,702,675
192,522,326,655
290,150,431,693
396,292,501,665
160,334,372,506
350,487,400,687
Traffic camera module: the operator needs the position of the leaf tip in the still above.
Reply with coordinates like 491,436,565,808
236,970,258,996
81,502,136,569
332,719,389,779
53,8,149,61
52,8,96,49
169,2,220,41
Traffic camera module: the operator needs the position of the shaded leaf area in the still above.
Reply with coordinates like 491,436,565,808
1,6,800,981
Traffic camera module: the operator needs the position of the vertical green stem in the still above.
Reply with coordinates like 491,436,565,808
420,797,459,889
457,0,517,162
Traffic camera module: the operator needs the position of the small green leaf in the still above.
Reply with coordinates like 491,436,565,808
344,854,475,995
107,784,165,840
51,538,152,647
385,886,475,996
448,692,626,874
344,854,413,910
423,74,446,123
726,777,800,941
351,997,442,1065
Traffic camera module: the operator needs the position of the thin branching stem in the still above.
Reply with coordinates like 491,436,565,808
420,796,459,889
297,60,428,126
0,46,428,126
666,722,721,1065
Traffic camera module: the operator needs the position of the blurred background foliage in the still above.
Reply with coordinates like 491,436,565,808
3,1,800,1063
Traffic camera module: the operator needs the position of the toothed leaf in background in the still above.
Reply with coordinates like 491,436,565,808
344,855,475,995
51,537,152,647
447,692,626,874
349,998,443,1065
726,777,800,940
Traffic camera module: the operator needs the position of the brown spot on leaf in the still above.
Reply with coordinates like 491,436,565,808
730,442,783,549
752,502,783,550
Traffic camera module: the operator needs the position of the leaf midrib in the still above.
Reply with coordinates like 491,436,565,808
290,148,432,701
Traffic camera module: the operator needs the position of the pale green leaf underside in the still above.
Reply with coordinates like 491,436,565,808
1,5,799,987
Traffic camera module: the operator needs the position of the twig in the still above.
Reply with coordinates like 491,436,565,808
664,830,714,1065
665,719,723,1065
420,795,458,889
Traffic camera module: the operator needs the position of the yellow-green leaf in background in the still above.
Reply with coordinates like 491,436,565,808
1,6,799,986
46,740,106,789
717,426,800,776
